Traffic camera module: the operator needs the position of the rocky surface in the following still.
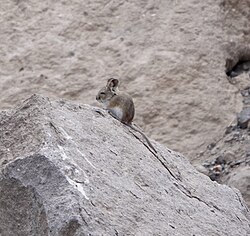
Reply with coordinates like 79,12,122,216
1,0,250,231
196,55,250,209
197,114,250,209
0,95,250,235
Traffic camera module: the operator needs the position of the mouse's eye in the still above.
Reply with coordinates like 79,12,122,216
100,92,105,95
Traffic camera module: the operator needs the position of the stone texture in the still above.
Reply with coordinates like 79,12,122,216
227,167,250,209
198,113,250,208
1,0,250,230
0,95,249,235
237,107,250,129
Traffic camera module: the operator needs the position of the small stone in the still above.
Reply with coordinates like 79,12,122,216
212,164,223,174
223,151,235,164
237,108,250,129
2,160,8,165
207,143,216,150
215,156,226,165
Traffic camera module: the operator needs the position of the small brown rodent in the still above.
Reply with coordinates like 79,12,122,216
96,78,157,153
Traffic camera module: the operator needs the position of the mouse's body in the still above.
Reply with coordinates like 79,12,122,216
96,78,157,153
102,92,134,124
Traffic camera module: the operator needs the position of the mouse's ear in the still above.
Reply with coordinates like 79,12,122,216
106,78,119,90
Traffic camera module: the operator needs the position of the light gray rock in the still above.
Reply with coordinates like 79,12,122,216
0,95,250,236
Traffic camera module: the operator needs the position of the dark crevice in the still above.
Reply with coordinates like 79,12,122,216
226,60,250,78
224,46,250,129
175,183,221,211
153,153,179,181
225,45,250,78
128,190,140,199
235,191,249,211
128,127,180,182
128,129,156,156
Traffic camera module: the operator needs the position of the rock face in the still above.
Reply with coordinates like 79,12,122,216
199,114,250,209
197,80,250,209
0,95,249,236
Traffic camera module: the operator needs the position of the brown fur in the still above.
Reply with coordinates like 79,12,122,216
96,78,157,153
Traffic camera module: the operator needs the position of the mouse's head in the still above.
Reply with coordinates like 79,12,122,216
96,78,119,103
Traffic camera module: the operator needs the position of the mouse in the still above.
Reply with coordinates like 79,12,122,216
96,78,157,153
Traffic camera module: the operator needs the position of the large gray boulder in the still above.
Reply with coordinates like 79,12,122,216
0,95,249,236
